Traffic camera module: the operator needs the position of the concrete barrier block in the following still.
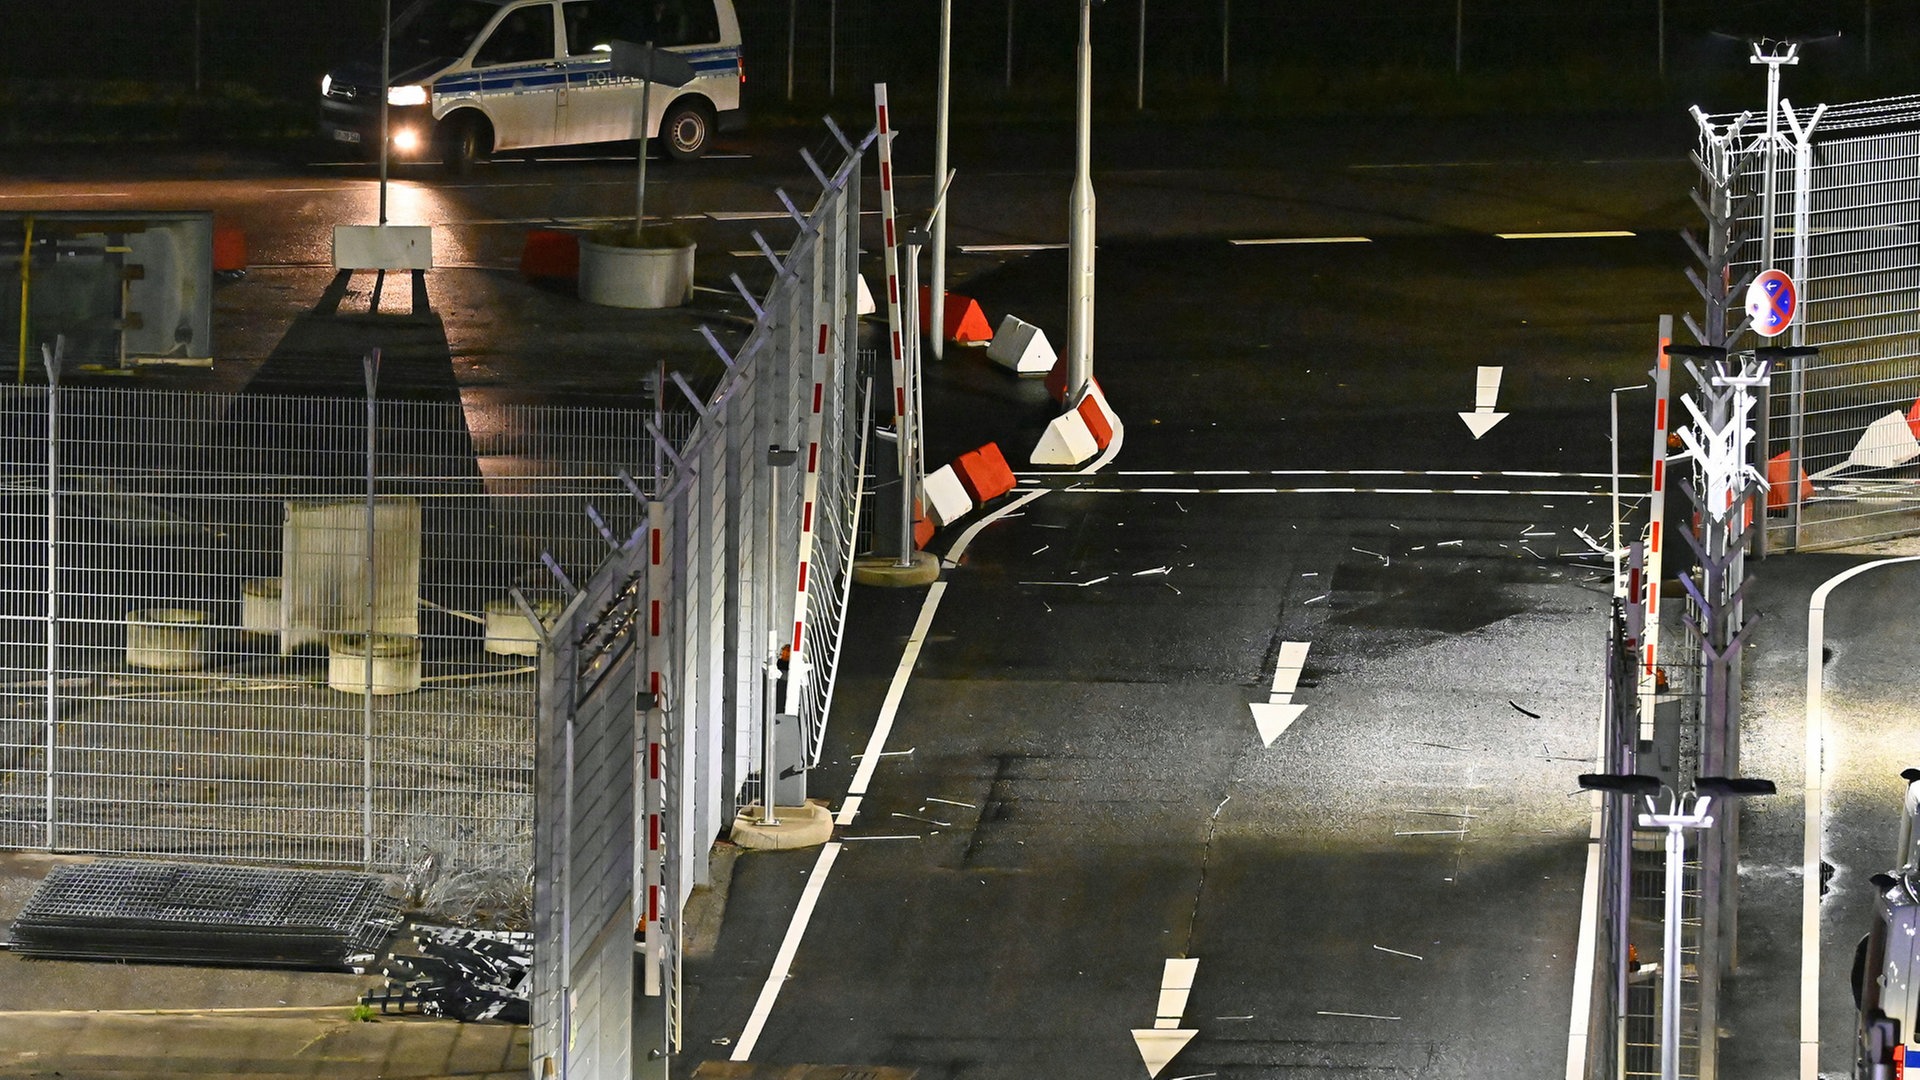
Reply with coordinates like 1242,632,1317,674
333,224,434,271
1766,451,1815,510
519,229,579,280
923,463,974,527
1076,393,1115,449
953,443,1016,503
986,315,1055,376
1031,410,1100,466
212,226,249,273
918,286,994,344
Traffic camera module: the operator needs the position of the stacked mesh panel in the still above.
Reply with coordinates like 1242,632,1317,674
8,859,401,969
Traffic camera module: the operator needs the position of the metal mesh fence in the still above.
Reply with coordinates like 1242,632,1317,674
0,381,686,898
1696,96,1920,551
531,125,871,1079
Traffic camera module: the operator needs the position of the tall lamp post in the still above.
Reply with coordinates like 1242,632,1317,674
1065,0,1099,402
1751,39,1801,272
1581,773,1777,1080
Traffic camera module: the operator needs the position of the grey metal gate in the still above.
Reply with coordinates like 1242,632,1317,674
530,119,872,1078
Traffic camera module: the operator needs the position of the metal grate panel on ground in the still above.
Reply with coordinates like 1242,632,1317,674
8,858,400,968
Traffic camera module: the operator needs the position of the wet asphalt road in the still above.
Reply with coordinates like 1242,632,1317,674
0,107,1820,1078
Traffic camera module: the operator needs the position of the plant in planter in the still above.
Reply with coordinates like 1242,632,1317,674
577,41,700,310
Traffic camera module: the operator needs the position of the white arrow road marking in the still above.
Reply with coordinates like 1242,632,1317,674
1252,641,1311,746
1133,958,1200,1078
1459,365,1508,439
1251,702,1308,746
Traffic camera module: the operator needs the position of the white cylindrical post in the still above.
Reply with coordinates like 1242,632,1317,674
786,0,797,102
1762,61,1781,270
379,0,391,225
1221,0,1230,86
1136,0,1146,110
1066,0,1097,402
930,0,952,360
763,452,782,826
1611,390,1622,596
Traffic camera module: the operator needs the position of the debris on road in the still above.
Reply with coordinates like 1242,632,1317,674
1508,700,1542,719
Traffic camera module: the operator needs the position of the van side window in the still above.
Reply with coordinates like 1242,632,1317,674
566,0,719,50
652,0,720,46
473,4,557,67
563,0,621,56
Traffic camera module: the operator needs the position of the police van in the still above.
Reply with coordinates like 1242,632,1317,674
1853,768,1920,1077
320,0,743,173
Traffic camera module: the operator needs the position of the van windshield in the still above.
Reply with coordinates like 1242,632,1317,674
389,0,502,66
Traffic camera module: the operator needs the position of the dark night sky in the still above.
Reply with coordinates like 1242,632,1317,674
0,1,1904,107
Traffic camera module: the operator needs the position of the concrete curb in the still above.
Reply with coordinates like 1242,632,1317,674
729,800,834,851
851,552,940,588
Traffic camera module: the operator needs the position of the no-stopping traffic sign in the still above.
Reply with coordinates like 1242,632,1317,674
1746,269,1797,338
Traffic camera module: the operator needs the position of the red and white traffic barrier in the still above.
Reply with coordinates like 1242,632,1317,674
986,315,1055,376
1031,384,1119,467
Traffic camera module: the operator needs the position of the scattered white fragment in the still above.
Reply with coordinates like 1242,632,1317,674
1304,594,1328,604
1438,540,1464,547
1214,1015,1254,1021
839,835,921,842
891,812,950,826
1317,1011,1401,1021
1395,829,1469,836
1032,545,1050,555
851,747,916,759
1133,566,1171,576
1372,945,1425,961
1165,582,1182,595
926,797,976,808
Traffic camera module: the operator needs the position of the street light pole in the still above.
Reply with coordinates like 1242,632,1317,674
930,0,951,360
1752,40,1801,272
1610,384,1648,597
1066,0,1097,402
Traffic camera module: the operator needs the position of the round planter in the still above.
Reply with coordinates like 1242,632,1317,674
483,597,560,657
578,237,695,309
125,607,208,671
240,577,282,636
328,633,423,696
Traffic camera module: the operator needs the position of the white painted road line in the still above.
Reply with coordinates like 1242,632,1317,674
838,581,947,826
1229,236,1371,246
730,841,841,1061
1565,791,1603,1080
1495,230,1636,240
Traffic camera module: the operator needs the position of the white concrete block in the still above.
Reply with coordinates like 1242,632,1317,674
986,315,1056,376
332,224,434,271
857,273,877,316
1030,410,1100,466
923,464,974,526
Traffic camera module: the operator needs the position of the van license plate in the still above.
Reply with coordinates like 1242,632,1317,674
334,129,362,144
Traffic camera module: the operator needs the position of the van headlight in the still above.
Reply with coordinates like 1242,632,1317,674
387,85,429,107
321,74,333,96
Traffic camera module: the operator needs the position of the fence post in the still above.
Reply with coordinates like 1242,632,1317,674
1788,355,1805,549
41,342,58,850
362,349,380,869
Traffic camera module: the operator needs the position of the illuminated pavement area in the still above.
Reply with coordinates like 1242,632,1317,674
0,110,1905,1078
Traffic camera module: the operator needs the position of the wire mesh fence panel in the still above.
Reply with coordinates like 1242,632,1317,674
0,382,667,905
532,122,871,1073
1702,97,1920,551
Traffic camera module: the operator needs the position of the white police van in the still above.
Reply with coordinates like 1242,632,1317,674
320,0,743,173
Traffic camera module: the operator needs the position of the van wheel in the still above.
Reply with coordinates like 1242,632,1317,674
438,114,490,177
661,100,713,162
